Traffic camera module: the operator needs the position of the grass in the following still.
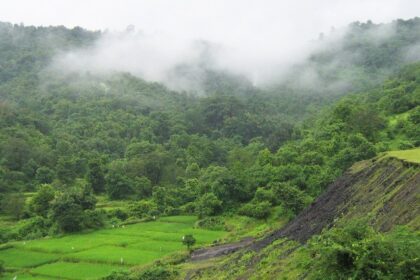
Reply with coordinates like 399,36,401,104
130,240,184,252
30,262,125,280
12,233,134,253
1,215,227,279
65,245,166,265
0,248,58,268
159,216,198,224
0,273,57,280
386,148,420,164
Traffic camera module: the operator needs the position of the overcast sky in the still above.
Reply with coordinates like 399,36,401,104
1,0,419,41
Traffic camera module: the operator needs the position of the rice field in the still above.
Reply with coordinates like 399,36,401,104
0,216,226,280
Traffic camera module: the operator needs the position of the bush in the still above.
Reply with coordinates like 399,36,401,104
179,202,196,214
17,216,51,239
195,193,222,218
304,222,420,280
109,208,129,221
271,182,311,214
83,209,106,229
129,200,159,218
197,217,226,231
110,264,178,280
182,234,196,251
253,187,275,204
30,184,55,217
238,201,271,219
164,206,180,216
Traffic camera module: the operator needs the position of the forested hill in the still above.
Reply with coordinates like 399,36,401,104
280,17,420,95
0,18,419,251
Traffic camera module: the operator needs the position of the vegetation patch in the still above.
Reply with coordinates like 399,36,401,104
0,248,58,268
30,261,125,280
65,245,166,265
386,148,420,164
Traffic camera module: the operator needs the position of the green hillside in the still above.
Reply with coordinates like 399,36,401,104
185,153,420,279
0,17,419,280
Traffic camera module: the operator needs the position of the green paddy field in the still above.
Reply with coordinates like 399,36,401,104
0,216,226,280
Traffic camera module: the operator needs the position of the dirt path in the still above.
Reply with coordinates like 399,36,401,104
190,237,254,262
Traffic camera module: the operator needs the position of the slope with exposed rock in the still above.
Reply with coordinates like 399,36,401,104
184,150,420,279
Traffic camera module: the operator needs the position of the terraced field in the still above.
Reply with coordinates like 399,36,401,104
0,216,226,280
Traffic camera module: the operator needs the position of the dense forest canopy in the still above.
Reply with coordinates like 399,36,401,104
0,17,419,247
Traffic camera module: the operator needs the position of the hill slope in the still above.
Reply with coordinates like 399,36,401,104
185,151,420,279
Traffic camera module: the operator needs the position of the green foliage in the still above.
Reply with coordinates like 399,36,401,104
271,182,312,214
129,200,159,218
303,222,420,280
138,265,178,280
35,166,55,184
30,184,55,217
182,234,196,251
51,192,84,232
239,201,271,220
105,161,135,199
1,192,26,220
196,217,226,231
88,160,106,193
50,185,97,232
0,20,419,262
195,193,222,218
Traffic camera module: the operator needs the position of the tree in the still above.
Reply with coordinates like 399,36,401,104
56,156,78,184
30,184,55,217
105,169,134,200
133,176,152,199
51,193,84,232
87,161,105,193
185,163,200,178
182,234,196,252
195,193,222,218
35,166,55,184
1,192,26,220
1,138,31,171
75,182,97,210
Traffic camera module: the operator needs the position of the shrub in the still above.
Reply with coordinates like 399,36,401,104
238,201,271,219
129,200,159,218
17,216,51,239
271,182,311,214
182,234,196,251
109,208,129,221
197,217,226,231
304,221,420,280
195,193,222,218
83,209,106,229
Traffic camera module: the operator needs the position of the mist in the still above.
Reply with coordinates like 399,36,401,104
49,28,319,92
3,0,418,92
49,19,412,93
